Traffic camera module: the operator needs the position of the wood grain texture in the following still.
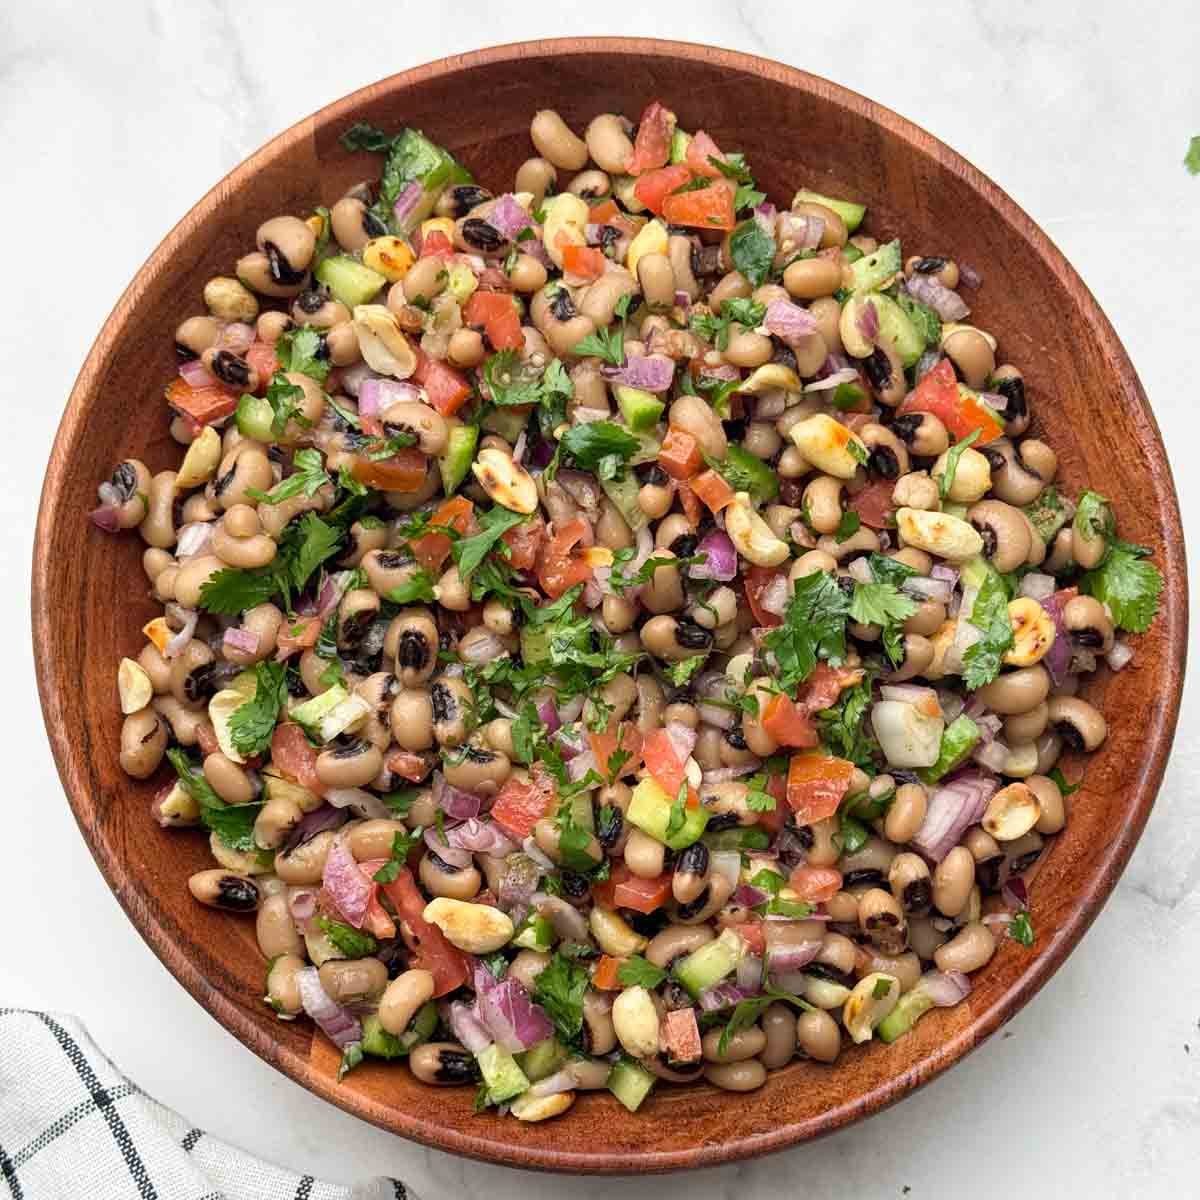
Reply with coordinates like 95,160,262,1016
32,37,1187,1174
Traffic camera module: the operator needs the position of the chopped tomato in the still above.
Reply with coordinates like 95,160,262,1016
475,266,513,292
847,477,897,530
731,921,767,956
755,771,789,835
662,180,736,231
684,129,726,177
275,616,321,660
625,100,675,174
358,883,398,941
270,723,323,796
537,516,593,599
165,378,237,430
412,351,472,417
380,867,470,996
795,663,864,715
591,955,625,990
463,291,524,352
491,772,556,839
502,514,545,570
562,243,607,281
744,565,787,629
761,693,819,749
632,164,693,215
244,341,280,390
658,428,703,480
614,873,673,914
419,229,454,260
785,753,856,824
410,495,473,571
642,728,688,797
195,722,220,759
386,749,435,781
588,720,644,782
897,358,1003,444
587,198,619,225
690,468,735,514
675,480,702,526
788,866,844,904
350,446,428,492
661,1008,702,1065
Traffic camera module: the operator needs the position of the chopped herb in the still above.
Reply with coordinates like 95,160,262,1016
727,219,775,288
339,121,394,153
1009,910,1035,947
338,1041,364,1081
386,569,437,605
166,748,262,852
938,428,981,499
1047,767,1081,796
227,661,287,756
317,916,379,958
866,552,918,589
614,293,634,320
571,323,625,366
617,956,667,989
666,780,689,840
847,438,869,467
372,827,425,882
872,977,893,1000
718,985,813,1055
763,569,851,693
609,551,706,594
816,674,877,769
895,292,942,348
749,868,787,895
453,506,527,582
830,381,867,411
850,582,917,666
558,421,640,472
961,567,1015,690
1072,489,1113,547
1080,538,1162,633
689,298,766,351
834,510,861,542
365,429,418,461
259,372,310,437
250,447,331,505
275,327,330,384
382,788,420,818
667,655,707,687
1186,136,1200,175
531,951,591,1045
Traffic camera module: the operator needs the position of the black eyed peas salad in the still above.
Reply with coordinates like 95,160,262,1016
95,99,1163,1120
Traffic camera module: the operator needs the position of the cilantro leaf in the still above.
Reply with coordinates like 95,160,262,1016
532,951,591,1045
558,421,640,471
1080,540,1162,633
1009,909,1035,947
572,324,625,366
727,219,775,288
275,327,330,383
373,827,425,882
866,552,918,589
483,349,546,407
763,570,851,692
666,780,688,839
453,506,527,582
166,748,262,852
816,673,877,769
718,985,813,1056
250,448,330,505
609,551,706,594
849,582,917,666
690,298,767,351
339,121,394,153
227,661,287,756
834,510,861,542
1186,136,1200,175
938,428,981,499
895,291,942,348
198,564,287,616
1072,489,1113,547
338,1041,364,1080
617,956,667,989
282,513,344,595
1047,767,1081,796
257,372,309,438
961,568,1015,690
386,569,437,605
381,788,420,817
316,916,379,958
667,655,707,688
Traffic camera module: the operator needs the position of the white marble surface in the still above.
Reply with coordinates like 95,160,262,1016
3,1,1198,1195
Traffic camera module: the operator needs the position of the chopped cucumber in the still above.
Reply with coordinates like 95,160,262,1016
627,778,709,850
669,129,693,164
673,928,744,998
870,293,925,368
849,238,902,294
917,714,981,785
361,1001,437,1059
517,1037,568,1082
877,990,935,1043
841,244,864,264
792,188,866,232
615,385,665,433
709,445,779,503
235,394,276,443
512,913,555,952
480,406,529,443
600,473,648,532
314,255,387,308
607,1056,656,1112
438,424,479,495
476,1044,529,1105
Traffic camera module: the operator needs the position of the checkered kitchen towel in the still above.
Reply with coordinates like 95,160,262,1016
0,1010,417,1200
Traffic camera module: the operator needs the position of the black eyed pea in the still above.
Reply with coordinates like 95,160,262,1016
379,968,436,1036
266,954,306,1016
291,289,349,332
640,550,685,614
210,833,268,875
318,957,388,1005
363,551,423,599
989,363,1030,435
975,665,1051,715
422,897,514,954
330,195,384,254
1035,733,1063,775
645,924,714,969
988,438,1055,506
703,1059,768,1092
442,744,511,796
859,423,910,480
581,989,618,1055
907,255,959,289
447,327,486,369
968,499,1033,573
672,841,711,905
709,270,752,308
741,679,781,758
942,326,996,388
568,166,613,200
212,505,277,569
387,609,439,686
688,585,738,631
702,1023,767,1064
584,671,638,730
856,949,922,994
590,907,648,958
204,276,259,322
119,709,167,778
530,109,588,170
223,603,284,666
203,752,256,805
908,915,949,961
138,470,178,549
783,255,844,301
640,614,714,662
338,519,388,569
611,986,661,1058
257,215,317,285
933,444,992,504
188,868,260,912
803,475,844,535
1044,526,1075,575
843,972,900,1043
601,593,638,635
624,829,667,880
892,471,940,512
390,688,434,752
724,326,774,370
483,717,515,759
213,444,274,508
669,394,727,459
275,829,336,885
932,846,975,918
256,310,293,344
378,400,448,456
175,315,221,359
595,497,634,550
255,486,332,542
1027,773,1067,835
1006,701,1049,744
99,459,152,530
805,816,841,868
793,200,848,248
430,677,475,748
137,643,172,695
316,739,383,790
743,421,782,462
1046,695,1107,753
858,887,909,954
631,673,663,733
584,112,635,173
636,478,672,519
888,852,933,915
566,1057,614,1090
817,525,881,563
346,819,409,862
672,871,736,926
796,1009,842,1063
324,322,362,366
252,795,303,851
152,695,205,746
506,950,551,994
884,782,929,844
236,249,309,299
759,1004,798,1070
515,157,558,206
693,726,725,772
824,890,860,923
934,921,996,974
410,1042,480,1087
256,892,304,959
637,253,676,310
904,598,947,638
1062,595,1115,654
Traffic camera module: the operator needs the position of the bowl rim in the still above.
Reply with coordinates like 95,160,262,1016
33,36,1188,1174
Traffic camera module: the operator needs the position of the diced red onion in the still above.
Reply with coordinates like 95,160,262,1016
982,912,1014,928
522,838,557,872
283,804,349,855
664,720,698,765
601,354,675,392
424,826,474,869
698,982,749,1012
752,201,777,238
777,211,824,252
473,965,554,1052
459,629,506,665
1002,876,1029,911
855,300,880,341
1017,572,1056,601
735,953,764,992
901,575,953,604
758,572,789,617
448,1000,492,1054
958,263,982,288
700,763,759,784
297,967,362,1048
314,571,355,620
699,363,740,383
392,180,424,230
325,787,392,820
919,969,972,1007
488,194,533,240
709,850,742,892
582,579,603,610
696,671,737,730
338,362,375,398
222,627,261,656
566,749,600,786
432,772,484,821
912,771,999,862
975,713,1004,741
1039,590,1073,685
175,521,214,560
179,358,218,389
904,275,970,320
531,892,590,943
321,838,374,927
555,726,587,761
689,529,737,582
764,299,819,342
765,933,822,973
930,564,959,585
804,367,860,395
445,818,517,858
570,405,612,426
556,695,586,726
533,696,561,735
529,1068,577,1098
164,608,200,659
511,429,528,467
89,503,122,533
288,888,318,924
358,377,421,418
979,391,1008,414
673,290,692,314
732,885,768,909
972,739,1010,773
1106,640,1133,672
847,557,875,585
217,322,255,355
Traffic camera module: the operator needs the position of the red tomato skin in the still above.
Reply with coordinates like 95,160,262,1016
633,165,693,215
270,723,324,796
847,478,896,530
785,754,856,824
789,866,844,903
381,868,470,996
626,101,675,174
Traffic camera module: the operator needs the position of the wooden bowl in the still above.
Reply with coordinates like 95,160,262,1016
33,38,1187,1173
